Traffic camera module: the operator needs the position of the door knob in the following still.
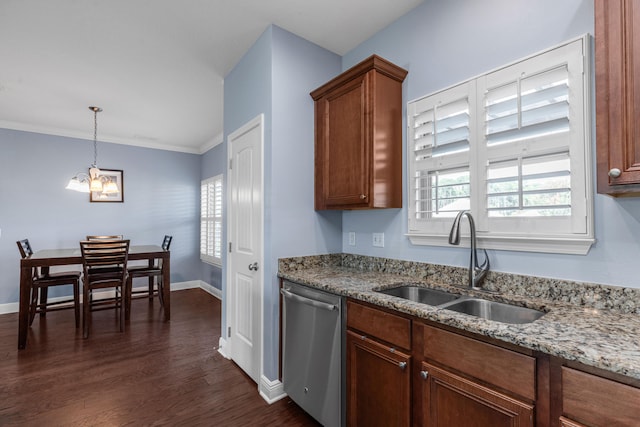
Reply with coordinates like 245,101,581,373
248,262,259,271
608,168,621,178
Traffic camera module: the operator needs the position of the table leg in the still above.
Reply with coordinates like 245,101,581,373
162,253,170,321
18,264,32,349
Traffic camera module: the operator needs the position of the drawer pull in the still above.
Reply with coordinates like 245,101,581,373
420,370,429,380
398,361,407,370
609,168,622,178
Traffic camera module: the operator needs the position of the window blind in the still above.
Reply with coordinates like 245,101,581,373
201,175,223,265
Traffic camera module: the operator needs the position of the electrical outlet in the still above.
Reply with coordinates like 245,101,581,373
348,232,356,246
372,232,384,247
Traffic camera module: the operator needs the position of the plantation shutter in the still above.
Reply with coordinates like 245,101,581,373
408,82,475,232
201,175,223,265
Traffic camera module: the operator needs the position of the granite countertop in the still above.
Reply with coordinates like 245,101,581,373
278,254,640,380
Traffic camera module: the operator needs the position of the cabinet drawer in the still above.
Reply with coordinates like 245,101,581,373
347,300,411,350
562,366,640,426
422,324,535,400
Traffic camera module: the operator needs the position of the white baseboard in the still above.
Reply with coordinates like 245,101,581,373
0,280,222,315
217,336,230,359
0,302,19,315
259,375,287,404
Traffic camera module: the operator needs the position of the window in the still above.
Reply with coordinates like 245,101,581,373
201,174,223,266
407,36,594,254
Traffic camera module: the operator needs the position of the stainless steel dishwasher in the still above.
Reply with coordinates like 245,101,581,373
281,280,344,427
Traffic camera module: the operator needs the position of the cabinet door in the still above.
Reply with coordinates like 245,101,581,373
315,73,371,209
561,366,640,426
559,417,587,427
420,361,534,427
595,0,640,194
347,330,411,427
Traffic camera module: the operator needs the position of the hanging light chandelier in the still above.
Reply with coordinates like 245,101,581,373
66,106,119,195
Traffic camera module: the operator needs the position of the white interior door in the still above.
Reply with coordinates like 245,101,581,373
226,114,263,383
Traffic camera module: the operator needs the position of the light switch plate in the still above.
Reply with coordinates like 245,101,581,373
348,232,356,246
372,232,384,247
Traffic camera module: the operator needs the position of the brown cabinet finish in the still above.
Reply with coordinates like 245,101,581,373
558,417,587,427
421,324,536,401
595,0,640,195
311,55,407,209
347,330,411,427
561,366,640,427
420,361,534,427
346,299,411,349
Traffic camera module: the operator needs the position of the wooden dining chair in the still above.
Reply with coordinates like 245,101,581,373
125,235,172,320
16,239,81,328
86,235,124,240
80,239,130,339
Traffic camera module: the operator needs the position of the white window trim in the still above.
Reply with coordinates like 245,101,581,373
201,174,223,267
406,35,594,255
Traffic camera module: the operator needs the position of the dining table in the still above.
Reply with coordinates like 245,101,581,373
18,244,170,349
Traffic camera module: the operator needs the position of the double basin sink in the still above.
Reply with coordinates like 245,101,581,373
377,285,544,324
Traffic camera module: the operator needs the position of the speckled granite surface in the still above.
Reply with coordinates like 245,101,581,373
278,254,640,380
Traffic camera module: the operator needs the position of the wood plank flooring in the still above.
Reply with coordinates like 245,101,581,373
0,289,320,426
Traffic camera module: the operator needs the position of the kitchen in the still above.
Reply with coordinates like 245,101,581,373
1,0,639,426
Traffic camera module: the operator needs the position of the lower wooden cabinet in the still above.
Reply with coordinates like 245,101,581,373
345,299,639,427
420,361,534,427
560,366,640,427
346,330,411,426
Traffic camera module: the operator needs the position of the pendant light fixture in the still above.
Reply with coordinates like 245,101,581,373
66,106,119,195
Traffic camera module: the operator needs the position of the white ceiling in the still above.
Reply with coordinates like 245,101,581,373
0,0,423,154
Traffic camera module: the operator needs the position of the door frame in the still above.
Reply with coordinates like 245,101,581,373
224,113,265,386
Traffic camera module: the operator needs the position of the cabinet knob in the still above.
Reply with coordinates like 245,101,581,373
608,168,622,178
359,194,367,200
398,361,407,370
420,370,429,380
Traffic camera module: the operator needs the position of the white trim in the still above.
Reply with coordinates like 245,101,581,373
406,35,594,255
0,280,221,314
199,281,222,300
259,375,287,404
217,337,230,359
225,113,265,385
0,119,204,154
0,301,19,315
407,233,595,255
168,280,201,291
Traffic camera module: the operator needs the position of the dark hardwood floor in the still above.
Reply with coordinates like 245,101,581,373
0,289,320,426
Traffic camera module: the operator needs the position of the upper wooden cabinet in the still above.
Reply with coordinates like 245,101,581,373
311,55,407,210
595,0,640,195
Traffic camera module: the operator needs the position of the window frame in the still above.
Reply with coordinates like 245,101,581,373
200,174,223,266
406,35,594,255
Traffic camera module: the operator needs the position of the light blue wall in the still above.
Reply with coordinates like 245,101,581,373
201,142,225,291
222,25,342,381
268,26,342,379
0,128,202,305
339,0,640,290
221,25,274,360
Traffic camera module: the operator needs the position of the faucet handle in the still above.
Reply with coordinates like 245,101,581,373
477,248,490,271
471,248,490,289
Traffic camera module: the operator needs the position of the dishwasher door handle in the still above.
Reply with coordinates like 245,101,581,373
280,288,337,311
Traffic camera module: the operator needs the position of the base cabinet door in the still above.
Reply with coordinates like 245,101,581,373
561,366,640,427
347,330,411,427
420,361,534,427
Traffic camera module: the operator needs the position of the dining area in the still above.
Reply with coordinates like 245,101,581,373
16,235,172,349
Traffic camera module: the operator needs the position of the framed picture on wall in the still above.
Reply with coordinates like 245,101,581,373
90,168,124,203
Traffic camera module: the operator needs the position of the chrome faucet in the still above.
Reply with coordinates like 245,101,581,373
448,210,490,290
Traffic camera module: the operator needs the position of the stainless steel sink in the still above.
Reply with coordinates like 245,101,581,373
377,285,461,306
440,298,544,324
